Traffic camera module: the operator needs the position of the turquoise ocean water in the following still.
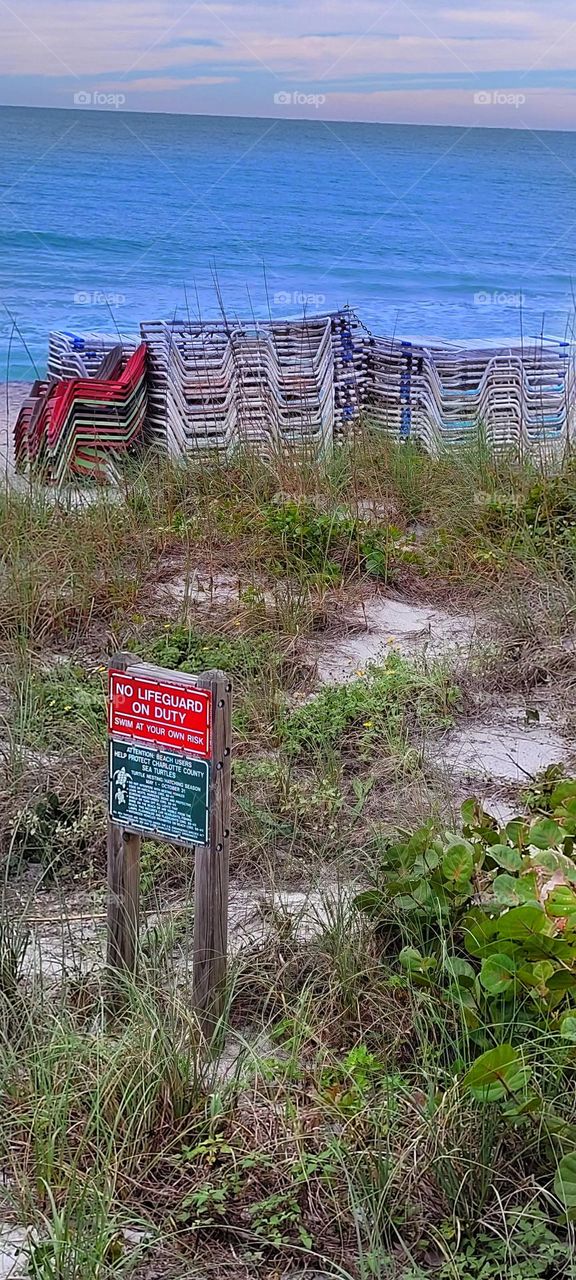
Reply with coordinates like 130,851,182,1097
1,104,576,377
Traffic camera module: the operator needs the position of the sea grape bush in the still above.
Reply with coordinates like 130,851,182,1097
356,777,576,1212
356,778,576,1022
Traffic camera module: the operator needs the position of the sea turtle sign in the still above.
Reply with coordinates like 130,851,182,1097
108,659,212,847
109,739,209,845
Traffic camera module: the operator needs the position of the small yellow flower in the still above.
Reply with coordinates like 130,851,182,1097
363,720,373,728
355,668,365,677
64,705,72,711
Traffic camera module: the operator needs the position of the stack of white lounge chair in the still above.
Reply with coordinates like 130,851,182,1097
363,336,574,454
141,316,337,455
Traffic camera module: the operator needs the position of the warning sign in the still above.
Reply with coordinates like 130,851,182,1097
109,669,211,759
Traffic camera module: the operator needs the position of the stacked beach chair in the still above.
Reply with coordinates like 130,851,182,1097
47,330,138,380
142,315,336,455
13,316,575,482
15,343,147,482
331,310,369,436
364,337,574,455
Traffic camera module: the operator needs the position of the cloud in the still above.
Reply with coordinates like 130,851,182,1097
439,8,539,27
120,75,238,90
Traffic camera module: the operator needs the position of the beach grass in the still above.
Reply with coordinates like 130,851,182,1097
0,430,575,1277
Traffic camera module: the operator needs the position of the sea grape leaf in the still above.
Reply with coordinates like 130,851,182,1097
547,971,576,994
479,953,516,995
442,842,474,885
503,1093,542,1119
536,852,576,885
493,872,537,907
444,955,476,987
462,909,498,957
489,845,523,873
521,934,575,962
550,782,576,807
531,960,555,985
496,904,550,941
411,879,434,906
505,819,528,849
461,797,480,825
554,1153,576,1208
560,1015,576,1043
412,850,440,876
516,961,556,1000
529,817,564,849
393,894,421,912
462,1044,529,1102
546,885,576,918
461,799,499,838
399,947,436,975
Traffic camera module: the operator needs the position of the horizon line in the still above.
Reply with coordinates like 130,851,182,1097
0,99,575,136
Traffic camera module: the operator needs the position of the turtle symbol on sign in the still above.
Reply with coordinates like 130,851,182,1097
113,765,129,807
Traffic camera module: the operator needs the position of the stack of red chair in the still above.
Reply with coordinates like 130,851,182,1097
15,343,148,482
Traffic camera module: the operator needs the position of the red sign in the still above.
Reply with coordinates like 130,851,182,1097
109,669,211,759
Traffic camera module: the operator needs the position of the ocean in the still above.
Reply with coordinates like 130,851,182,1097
1,103,576,378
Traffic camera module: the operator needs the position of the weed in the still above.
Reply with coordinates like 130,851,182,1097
14,663,105,752
262,498,416,585
278,653,458,760
9,793,103,879
145,622,280,682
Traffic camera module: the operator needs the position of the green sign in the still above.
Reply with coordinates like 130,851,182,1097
109,740,210,846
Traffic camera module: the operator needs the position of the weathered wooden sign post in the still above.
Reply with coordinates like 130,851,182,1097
106,652,232,1034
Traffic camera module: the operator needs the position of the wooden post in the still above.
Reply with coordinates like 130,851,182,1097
107,652,141,978
193,671,232,1040
106,822,141,975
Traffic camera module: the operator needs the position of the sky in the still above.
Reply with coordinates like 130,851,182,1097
1,0,576,129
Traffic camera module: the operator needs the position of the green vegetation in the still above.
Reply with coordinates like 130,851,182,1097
278,651,458,762
10,791,103,879
146,621,280,678
261,497,416,584
14,662,106,751
0,432,575,1277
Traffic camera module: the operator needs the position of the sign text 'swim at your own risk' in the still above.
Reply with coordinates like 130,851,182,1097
109,670,211,759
